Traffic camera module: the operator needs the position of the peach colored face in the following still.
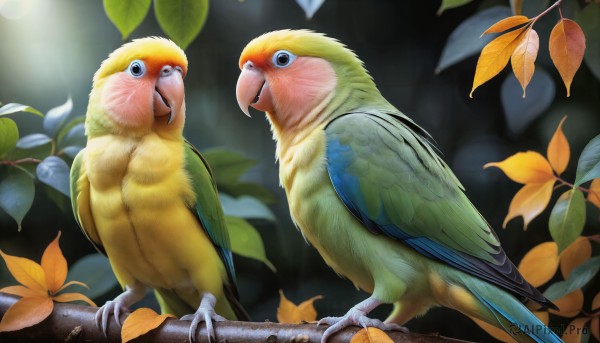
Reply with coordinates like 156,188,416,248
236,49,336,128
102,59,185,129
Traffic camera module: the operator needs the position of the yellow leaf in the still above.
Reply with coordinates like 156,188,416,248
549,19,586,97
470,25,528,97
549,289,584,318
41,231,67,294
0,249,47,294
534,311,549,325
511,0,524,16
482,15,530,35
591,292,600,342
484,151,555,184
588,178,600,208
53,292,96,307
518,241,559,287
559,237,591,279
276,290,322,324
503,180,555,229
0,296,53,332
350,327,395,343
511,27,539,97
470,316,516,342
121,308,175,343
547,116,570,175
0,285,45,298
56,280,89,293
562,317,590,343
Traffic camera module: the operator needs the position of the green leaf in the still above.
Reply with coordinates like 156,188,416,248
294,0,325,19
574,134,600,186
438,0,473,15
436,6,512,73
36,156,70,197
202,148,256,185
154,0,209,50
220,193,275,221
544,256,600,301
0,169,35,231
103,0,152,40
56,116,85,147
577,3,600,81
59,123,86,149
0,118,19,157
549,189,586,253
67,253,119,299
221,182,276,204
225,216,275,272
16,133,52,149
0,103,43,117
44,97,73,138
62,146,83,159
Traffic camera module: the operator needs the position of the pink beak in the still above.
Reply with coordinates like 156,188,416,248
236,62,270,118
153,66,184,125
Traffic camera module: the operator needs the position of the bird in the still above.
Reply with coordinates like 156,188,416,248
70,37,248,343
235,29,561,343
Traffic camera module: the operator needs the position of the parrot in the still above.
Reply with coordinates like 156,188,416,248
70,37,249,343
236,30,561,343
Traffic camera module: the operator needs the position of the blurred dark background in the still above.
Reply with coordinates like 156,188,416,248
0,0,598,341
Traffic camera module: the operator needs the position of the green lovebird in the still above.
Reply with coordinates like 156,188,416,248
236,30,561,343
70,37,248,342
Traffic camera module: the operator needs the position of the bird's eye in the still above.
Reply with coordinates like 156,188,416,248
127,60,146,78
272,50,296,68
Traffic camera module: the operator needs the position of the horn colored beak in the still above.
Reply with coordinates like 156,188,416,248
154,66,184,125
236,62,268,118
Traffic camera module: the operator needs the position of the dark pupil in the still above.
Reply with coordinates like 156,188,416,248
132,64,141,74
277,53,289,65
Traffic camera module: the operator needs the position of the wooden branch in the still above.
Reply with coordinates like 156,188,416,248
0,293,471,342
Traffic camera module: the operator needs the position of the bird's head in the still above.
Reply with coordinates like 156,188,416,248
87,37,188,138
236,30,376,134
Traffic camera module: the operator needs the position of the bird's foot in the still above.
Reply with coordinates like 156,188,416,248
317,307,408,343
181,292,226,343
95,299,130,337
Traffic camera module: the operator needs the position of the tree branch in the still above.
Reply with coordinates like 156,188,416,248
0,293,472,342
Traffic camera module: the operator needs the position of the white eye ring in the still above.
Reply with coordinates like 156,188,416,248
272,50,296,68
127,60,146,78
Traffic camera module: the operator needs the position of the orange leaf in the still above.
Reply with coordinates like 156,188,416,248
549,19,586,97
559,237,591,279
482,16,530,35
588,178,600,208
470,25,528,97
534,311,549,325
511,27,539,97
591,292,600,342
276,290,322,324
350,327,395,343
549,289,584,318
562,317,590,343
503,180,555,229
0,285,45,298
470,316,516,342
56,280,89,293
518,241,559,287
0,296,53,332
53,292,96,307
547,116,570,175
121,308,175,343
484,151,555,184
0,250,47,294
41,231,67,293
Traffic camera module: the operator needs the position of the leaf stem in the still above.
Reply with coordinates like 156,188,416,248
533,0,563,22
555,176,589,193
0,157,42,166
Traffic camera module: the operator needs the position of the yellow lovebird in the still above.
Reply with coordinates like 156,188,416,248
70,37,248,342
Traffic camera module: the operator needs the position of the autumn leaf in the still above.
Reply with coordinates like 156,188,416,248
562,317,590,343
350,327,394,343
0,250,48,294
549,19,586,97
588,178,600,208
482,15,530,35
484,151,555,184
503,180,555,229
470,25,528,97
277,290,323,324
547,116,570,175
591,292,599,342
518,241,559,287
511,27,539,97
559,237,591,279
549,289,584,318
41,231,67,293
0,296,53,332
121,308,175,343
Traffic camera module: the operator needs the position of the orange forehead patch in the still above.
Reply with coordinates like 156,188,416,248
95,37,188,82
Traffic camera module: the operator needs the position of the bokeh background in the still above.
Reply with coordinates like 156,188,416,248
0,0,598,341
